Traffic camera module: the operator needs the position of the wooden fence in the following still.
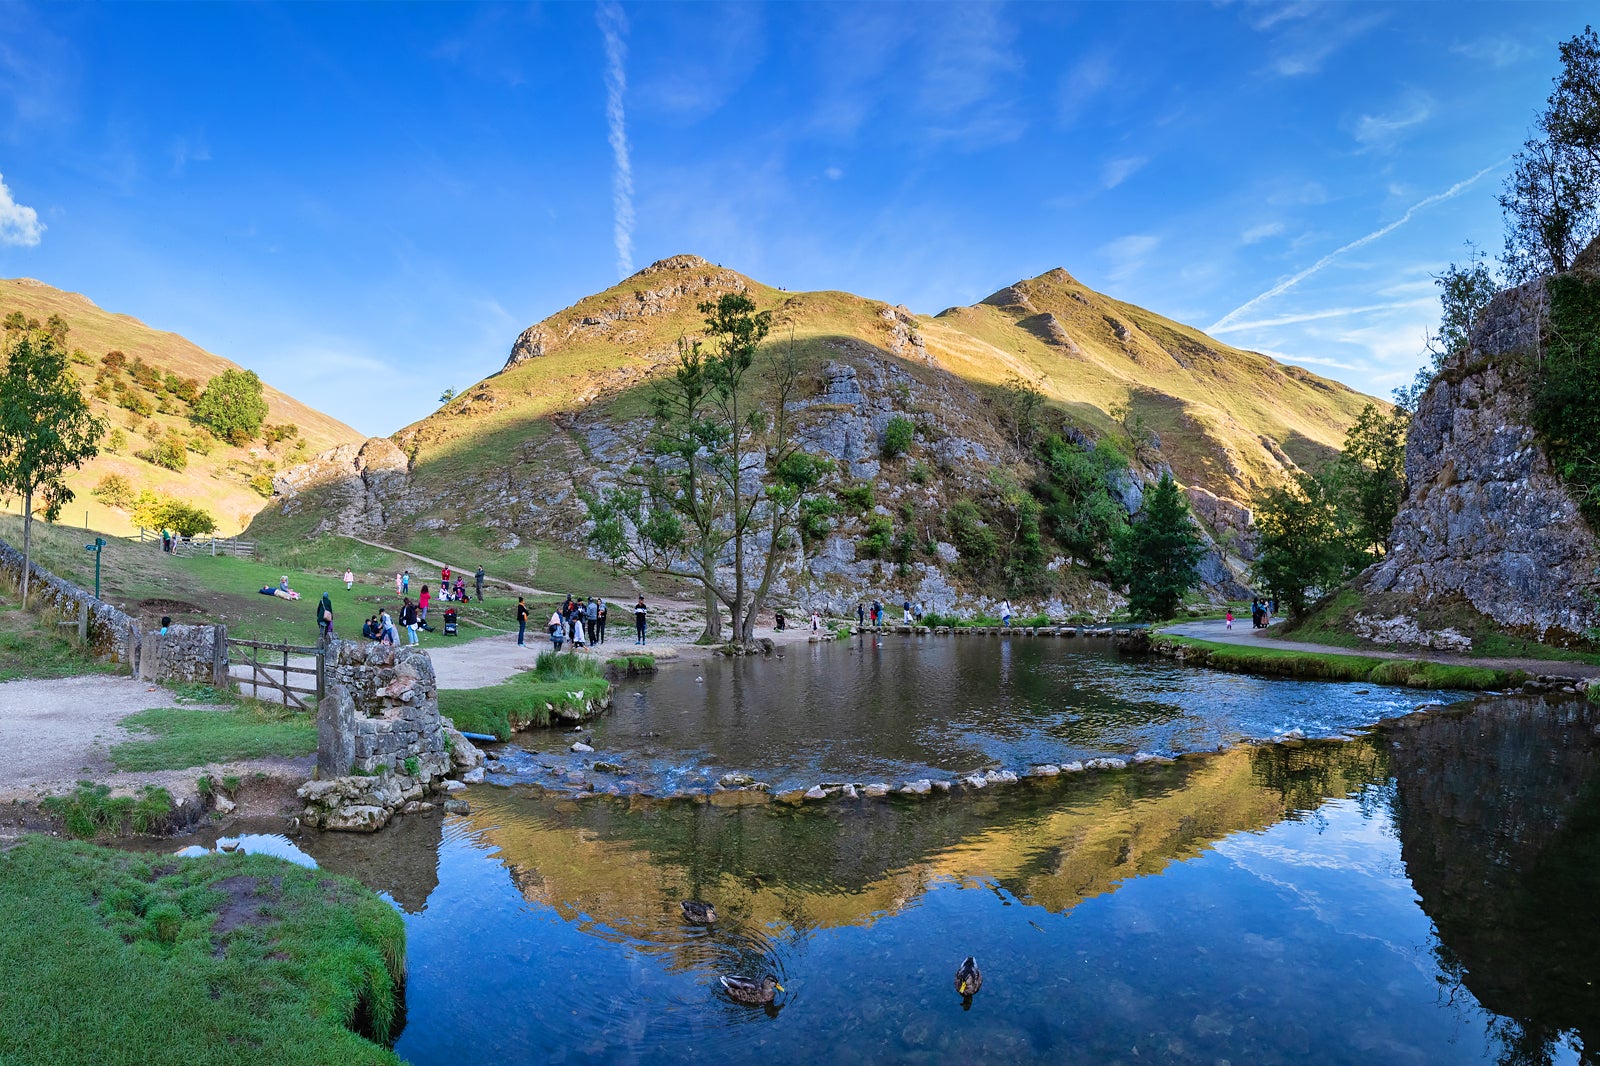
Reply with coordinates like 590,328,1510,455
138,529,257,558
227,638,323,711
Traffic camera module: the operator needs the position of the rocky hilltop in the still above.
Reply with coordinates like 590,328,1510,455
257,255,1379,614
1359,262,1600,645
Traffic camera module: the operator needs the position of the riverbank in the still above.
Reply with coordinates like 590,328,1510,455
0,835,406,1066
1158,618,1600,689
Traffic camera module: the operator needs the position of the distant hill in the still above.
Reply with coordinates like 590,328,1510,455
0,278,363,536
256,255,1381,613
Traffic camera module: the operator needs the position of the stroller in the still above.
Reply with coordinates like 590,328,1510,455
442,608,458,636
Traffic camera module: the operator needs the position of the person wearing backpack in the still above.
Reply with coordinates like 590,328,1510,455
516,597,529,646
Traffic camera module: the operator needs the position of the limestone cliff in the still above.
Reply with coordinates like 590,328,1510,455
1360,272,1600,642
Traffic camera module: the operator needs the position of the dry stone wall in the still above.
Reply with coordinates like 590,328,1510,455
300,640,483,832
0,535,140,664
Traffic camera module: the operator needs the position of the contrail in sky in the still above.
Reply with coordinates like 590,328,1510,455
598,2,634,279
1207,161,1505,334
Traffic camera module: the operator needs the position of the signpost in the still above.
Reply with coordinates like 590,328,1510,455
83,537,105,599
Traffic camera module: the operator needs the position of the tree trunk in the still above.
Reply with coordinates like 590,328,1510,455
19,488,31,607
700,582,722,643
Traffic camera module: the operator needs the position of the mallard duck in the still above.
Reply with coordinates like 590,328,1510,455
955,956,982,997
680,900,718,923
720,973,783,1004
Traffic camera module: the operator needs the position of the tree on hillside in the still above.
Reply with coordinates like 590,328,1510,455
584,296,830,644
192,369,268,445
0,331,107,605
130,491,217,538
1500,26,1600,283
1395,245,1501,410
1110,472,1204,621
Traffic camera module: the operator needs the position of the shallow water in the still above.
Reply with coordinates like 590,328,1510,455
178,646,1600,1062
513,637,1468,794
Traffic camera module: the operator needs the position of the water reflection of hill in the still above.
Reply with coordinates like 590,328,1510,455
1389,696,1600,1057
465,739,1386,947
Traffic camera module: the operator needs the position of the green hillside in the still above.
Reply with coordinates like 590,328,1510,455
0,278,364,536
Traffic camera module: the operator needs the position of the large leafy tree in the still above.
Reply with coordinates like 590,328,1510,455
1328,402,1410,556
192,368,268,445
585,296,829,643
1111,472,1204,621
1251,468,1366,618
0,331,106,605
1500,26,1600,284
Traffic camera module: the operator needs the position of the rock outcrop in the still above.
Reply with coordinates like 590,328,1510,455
1361,273,1600,641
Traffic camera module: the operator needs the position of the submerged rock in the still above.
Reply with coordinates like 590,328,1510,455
719,771,755,788
862,783,891,797
901,779,933,795
1084,757,1127,771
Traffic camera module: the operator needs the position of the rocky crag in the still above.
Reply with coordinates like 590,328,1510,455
259,255,1380,615
1360,265,1600,645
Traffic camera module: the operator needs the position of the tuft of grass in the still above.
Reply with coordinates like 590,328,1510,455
41,782,173,839
604,653,656,675
0,597,119,682
109,702,316,772
0,835,405,1063
1154,635,1526,690
440,653,611,740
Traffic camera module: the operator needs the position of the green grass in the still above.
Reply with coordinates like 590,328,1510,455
0,835,404,1065
0,597,120,681
1154,635,1527,690
604,653,656,673
40,782,175,838
109,702,317,772
440,652,610,740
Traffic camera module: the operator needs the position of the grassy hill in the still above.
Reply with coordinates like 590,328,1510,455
251,254,1382,609
0,278,363,536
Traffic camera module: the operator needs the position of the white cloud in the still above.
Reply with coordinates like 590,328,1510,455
1241,221,1286,245
824,166,843,181
1059,51,1115,125
0,171,43,247
1101,155,1148,190
1450,36,1534,68
171,134,211,176
597,2,634,280
1352,89,1432,148
917,4,1021,117
1211,298,1435,334
1102,234,1159,284
1208,161,1504,333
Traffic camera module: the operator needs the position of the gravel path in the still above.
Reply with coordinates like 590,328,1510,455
1162,619,1600,679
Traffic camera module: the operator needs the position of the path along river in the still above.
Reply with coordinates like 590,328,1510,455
181,637,1600,1063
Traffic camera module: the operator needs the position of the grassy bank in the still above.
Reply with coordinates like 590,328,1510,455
0,593,121,681
0,836,404,1066
1153,635,1527,690
440,651,611,740
109,695,317,772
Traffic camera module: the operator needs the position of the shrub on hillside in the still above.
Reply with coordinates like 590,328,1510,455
839,482,874,513
135,433,188,472
91,474,135,510
130,491,217,537
881,415,914,459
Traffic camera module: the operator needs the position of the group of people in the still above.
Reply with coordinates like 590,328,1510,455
1249,598,1276,630
856,599,928,627
515,594,650,648
393,565,485,604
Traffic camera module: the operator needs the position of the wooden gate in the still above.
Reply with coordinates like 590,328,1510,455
227,638,324,711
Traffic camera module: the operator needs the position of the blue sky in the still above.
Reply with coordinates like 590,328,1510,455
0,2,1588,437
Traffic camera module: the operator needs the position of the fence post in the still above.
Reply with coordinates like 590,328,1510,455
77,599,88,642
316,644,326,706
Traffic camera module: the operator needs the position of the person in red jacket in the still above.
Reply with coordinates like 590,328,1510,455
419,585,432,630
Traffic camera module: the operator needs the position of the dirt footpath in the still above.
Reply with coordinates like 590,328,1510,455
0,674,310,805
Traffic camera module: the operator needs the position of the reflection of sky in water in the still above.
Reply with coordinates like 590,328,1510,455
510,637,1470,793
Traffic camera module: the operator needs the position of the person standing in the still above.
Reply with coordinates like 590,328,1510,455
395,572,403,597
857,603,865,628
475,566,485,602
379,608,397,645
549,608,565,650
585,597,599,644
811,609,820,632
903,600,912,624
1000,600,1013,627
1225,608,1234,631
418,585,431,629
516,597,529,646
317,593,334,643
343,569,354,591
401,570,410,595
400,598,419,645
634,597,648,645
441,565,451,588
596,600,608,644
569,607,587,648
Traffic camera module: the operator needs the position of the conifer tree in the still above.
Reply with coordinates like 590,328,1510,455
1111,472,1204,621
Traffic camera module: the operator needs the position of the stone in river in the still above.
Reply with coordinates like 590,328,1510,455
964,775,988,789
901,779,933,795
804,785,827,800
861,783,891,797
1030,764,1062,777
572,741,595,753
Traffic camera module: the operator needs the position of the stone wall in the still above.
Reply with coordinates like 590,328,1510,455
1360,274,1600,641
0,534,140,664
300,640,483,832
138,623,229,686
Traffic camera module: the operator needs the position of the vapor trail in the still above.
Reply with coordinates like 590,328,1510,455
596,2,634,280
1207,161,1504,334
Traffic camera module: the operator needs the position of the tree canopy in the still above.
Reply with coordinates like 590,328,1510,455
1111,472,1204,621
192,369,268,445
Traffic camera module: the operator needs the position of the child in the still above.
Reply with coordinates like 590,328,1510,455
1225,608,1234,631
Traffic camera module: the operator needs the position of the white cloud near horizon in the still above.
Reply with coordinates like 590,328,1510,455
0,171,43,246
1102,155,1148,190
1103,234,1159,283
1212,298,1435,334
597,2,634,280
1208,161,1504,333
